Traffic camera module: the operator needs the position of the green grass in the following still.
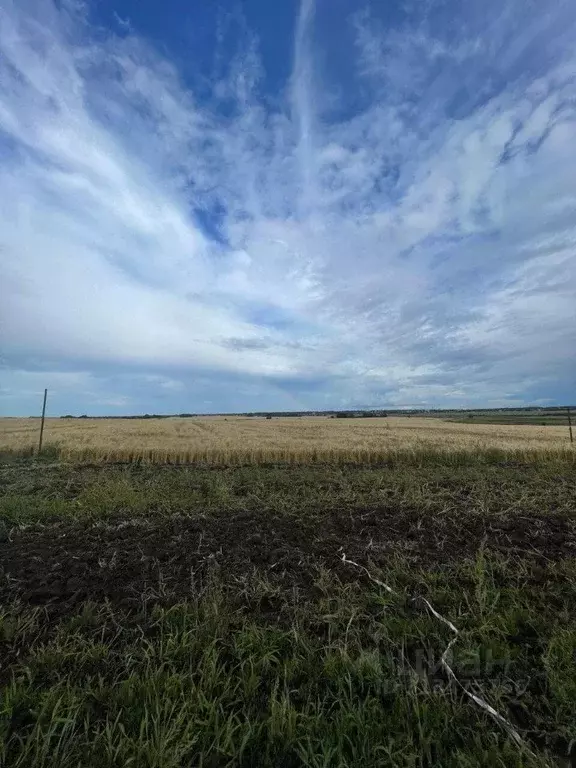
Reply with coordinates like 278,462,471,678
445,413,572,427
1,455,576,766
1,452,575,525
3,558,575,768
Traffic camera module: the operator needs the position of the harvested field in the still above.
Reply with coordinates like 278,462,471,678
1,455,576,766
0,415,574,464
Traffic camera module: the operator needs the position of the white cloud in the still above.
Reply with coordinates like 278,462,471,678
1,0,576,410
0,368,187,413
143,375,185,392
0,370,95,400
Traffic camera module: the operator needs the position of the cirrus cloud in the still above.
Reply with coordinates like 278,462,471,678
1,0,575,414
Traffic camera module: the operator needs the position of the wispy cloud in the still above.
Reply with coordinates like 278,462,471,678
1,0,575,413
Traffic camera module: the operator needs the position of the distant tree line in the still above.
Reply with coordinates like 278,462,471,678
58,406,573,420
60,414,198,420
334,410,388,418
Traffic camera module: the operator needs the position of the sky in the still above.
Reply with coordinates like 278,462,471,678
1,0,575,416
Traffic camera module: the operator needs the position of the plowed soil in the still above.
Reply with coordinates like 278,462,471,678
2,505,575,610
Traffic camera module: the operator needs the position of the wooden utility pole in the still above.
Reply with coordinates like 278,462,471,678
568,406,574,445
38,389,48,454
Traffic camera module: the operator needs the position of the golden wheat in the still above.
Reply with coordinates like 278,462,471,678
0,415,573,464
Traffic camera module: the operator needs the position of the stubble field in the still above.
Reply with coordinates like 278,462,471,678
1,418,575,766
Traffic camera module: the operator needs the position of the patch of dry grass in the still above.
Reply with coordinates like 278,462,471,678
0,415,573,464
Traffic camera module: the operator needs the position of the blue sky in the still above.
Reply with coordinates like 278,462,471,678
1,0,576,416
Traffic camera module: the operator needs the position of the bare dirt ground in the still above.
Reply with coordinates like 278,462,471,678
2,500,574,610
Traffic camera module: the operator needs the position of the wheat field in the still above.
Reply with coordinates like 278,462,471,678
0,415,573,464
